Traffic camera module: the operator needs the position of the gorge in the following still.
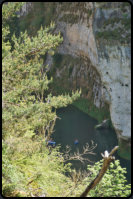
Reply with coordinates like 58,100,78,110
18,2,131,161
2,2,131,197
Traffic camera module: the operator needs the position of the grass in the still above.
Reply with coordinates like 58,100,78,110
118,149,131,160
72,97,112,125
118,139,131,160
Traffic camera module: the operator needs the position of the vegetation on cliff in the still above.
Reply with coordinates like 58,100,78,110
95,2,131,44
2,2,131,197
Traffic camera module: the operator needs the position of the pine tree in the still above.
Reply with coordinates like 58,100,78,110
2,2,80,196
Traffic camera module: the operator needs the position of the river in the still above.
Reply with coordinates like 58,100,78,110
52,105,131,184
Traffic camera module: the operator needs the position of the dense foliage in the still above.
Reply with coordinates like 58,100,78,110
2,2,80,197
67,159,131,197
86,160,131,197
2,2,131,197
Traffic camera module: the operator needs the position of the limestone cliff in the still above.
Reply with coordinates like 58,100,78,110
18,2,131,150
55,2,131,140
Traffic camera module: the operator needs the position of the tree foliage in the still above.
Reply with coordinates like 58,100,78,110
2,2,81,139
85,160,131,197
2,2,80,197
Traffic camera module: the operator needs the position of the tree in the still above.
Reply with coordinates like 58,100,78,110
2,2,80,196
2,2,81,140
64,147,131,197
84,159,131,197
79,146,131,197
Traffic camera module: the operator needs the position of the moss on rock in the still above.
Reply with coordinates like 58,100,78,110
118,138,131,160
72,97,112,125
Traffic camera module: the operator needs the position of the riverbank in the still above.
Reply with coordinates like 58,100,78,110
72,97,113,127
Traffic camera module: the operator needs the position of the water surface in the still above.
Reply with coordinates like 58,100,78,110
52,105,131,183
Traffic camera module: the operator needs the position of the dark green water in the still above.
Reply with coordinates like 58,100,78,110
52,105,131,183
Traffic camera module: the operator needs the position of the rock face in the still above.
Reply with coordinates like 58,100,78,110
92,3,131,140
97,44,131,138
19,2,131,151
55,2,131,140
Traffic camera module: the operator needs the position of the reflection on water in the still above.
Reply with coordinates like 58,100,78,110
52,105,131,183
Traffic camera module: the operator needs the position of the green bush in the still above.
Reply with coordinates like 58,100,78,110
85,160,131,197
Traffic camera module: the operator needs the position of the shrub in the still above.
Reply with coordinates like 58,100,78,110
85,159,131,197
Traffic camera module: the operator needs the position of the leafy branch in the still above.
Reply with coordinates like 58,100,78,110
80,146,119,197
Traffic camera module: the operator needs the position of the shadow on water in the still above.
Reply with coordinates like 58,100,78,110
52,105,131,184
